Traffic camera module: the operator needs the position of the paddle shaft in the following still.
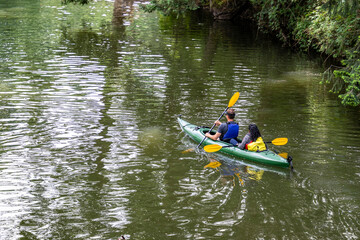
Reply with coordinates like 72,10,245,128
197,107,228,148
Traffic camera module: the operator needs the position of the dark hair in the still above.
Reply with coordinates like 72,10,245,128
225,109,235,119
248,124,261,141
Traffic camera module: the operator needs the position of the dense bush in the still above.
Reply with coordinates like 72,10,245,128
249,0,314,44
62,0,90,4
333,48,360,106
248,0,359,106
142,0,199,16
293,4,359,106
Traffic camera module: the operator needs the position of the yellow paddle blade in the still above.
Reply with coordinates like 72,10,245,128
204,161,222,169
271,138,288,145
182,148,194,154
204,144,223,153
278,152,288,159
228,92,240,107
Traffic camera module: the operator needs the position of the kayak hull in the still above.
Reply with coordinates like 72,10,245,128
178,117,290,168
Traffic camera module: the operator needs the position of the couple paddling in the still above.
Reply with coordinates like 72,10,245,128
205,109,266,152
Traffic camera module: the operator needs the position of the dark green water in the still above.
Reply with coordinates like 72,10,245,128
0,0,359,239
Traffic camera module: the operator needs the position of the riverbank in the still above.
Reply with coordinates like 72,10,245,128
244,0,359,107
144,0,360,106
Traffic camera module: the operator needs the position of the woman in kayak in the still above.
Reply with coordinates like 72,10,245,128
238,124,267,151
205,108,239,144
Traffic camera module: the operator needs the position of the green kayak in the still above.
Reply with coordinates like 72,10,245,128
178,117,292,168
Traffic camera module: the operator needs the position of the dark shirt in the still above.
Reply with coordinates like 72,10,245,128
217,121,238,141
217,122,228,140
238,132,252,149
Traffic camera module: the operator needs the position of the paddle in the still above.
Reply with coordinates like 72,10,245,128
269,138,288,145
203,138,288,153
278,152,288,158
196,92,240,149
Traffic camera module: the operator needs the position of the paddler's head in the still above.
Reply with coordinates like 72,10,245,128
225,109,235,120
248,123,261,141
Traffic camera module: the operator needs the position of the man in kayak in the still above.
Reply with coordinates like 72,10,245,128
205,109,239,144
238,124,267,151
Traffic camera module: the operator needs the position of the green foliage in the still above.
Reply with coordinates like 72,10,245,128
142,0,199,16
334,48,360,106
62,0,90,5
291,3,359,107
322,0,359,17
294,7,359,58
249,0,315,43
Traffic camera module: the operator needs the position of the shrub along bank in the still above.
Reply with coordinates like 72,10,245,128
292,4,359,106
251,0,359,106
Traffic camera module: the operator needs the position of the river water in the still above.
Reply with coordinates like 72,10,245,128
0,0,359,239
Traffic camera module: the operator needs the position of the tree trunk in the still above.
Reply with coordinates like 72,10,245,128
112,0,135,25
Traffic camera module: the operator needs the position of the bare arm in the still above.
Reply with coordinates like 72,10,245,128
204,120,222,140
205,132,221,141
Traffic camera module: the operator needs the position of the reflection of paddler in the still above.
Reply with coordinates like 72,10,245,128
220,164,245,186
204,158,264,183
246,166,264,181
219,162,247,177
205,158,246,185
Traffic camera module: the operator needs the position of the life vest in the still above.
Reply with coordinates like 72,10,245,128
222,122,239,140
246,137,267,151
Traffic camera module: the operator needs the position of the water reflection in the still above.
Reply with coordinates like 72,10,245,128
203,154,286,185
1,0,360,239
